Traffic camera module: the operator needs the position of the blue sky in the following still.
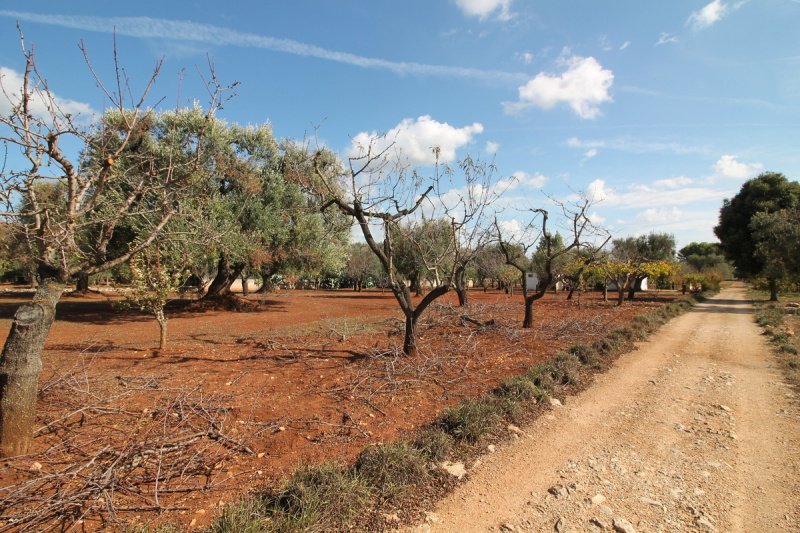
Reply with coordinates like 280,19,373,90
1,1,798,249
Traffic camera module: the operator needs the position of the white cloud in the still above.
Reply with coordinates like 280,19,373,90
585,179,609,203
348,115,483,166
496,219,524,240
577,178,735,210
654,176,694,188
619,41,631,51
495,171,547,193
637,207,683,223
655,32,679,46
0,11,528,84
712,154,763,179
687,0,729,30
517,51,535,64
485,141,500,154
512,170,548,189
0,66,95,120
584,148,599,159
504,55,614,119
454,0,514,21
589,211,606,224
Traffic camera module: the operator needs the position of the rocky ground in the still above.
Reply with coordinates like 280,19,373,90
411,285,800,533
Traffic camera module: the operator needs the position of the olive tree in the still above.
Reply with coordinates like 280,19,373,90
0,34,229,456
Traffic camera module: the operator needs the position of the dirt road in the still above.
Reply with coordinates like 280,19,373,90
420,285,800,532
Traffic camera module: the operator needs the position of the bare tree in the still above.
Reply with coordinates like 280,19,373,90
495,199,609,328
311,142,498,355
0,31,229,456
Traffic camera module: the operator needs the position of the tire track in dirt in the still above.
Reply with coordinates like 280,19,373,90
413,285,800,532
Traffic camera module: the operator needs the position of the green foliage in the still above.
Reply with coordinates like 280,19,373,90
438,398,500,443
750,208,800,286
355,442,429,502
715,172,800,278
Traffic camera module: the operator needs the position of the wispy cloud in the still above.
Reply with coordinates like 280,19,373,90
687,0,728,30
655,32,679,46
0,11,528,84
566,136,707,156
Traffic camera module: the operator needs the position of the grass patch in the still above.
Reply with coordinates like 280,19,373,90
210,498,270,533
553,352,581,385
267,462,371,532
413,426,454,462
355,442,429,502
497,375,544,401
438,397,500,443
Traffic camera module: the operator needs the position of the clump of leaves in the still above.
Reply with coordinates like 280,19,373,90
355,442,429,502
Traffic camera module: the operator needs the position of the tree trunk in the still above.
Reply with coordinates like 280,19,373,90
567,286,576,300
627,285,636,300
204,255,245,298
617,287,625,306
523,295,534,328
455,269,468,307
0,281,63,457
769,277,779,302
410,274,422,297
74,272,90,294
402,314,417,356
241,274,249,296
155,309,168,351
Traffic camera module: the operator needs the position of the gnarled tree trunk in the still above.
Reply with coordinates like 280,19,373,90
769,278,779,302
0,282,63,457
204,255,245,299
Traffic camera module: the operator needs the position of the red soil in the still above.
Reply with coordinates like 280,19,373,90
0,287,674,531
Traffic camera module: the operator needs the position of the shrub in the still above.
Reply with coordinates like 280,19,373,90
355,442,429,502
567,344,600,366
268,462,371,532
438,398,500,443
553,352,581,385
592,337,618,356
413,426,454,462
526,364,559,390
497,375,541,400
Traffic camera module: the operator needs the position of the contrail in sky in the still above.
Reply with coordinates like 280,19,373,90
0,11,529,84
